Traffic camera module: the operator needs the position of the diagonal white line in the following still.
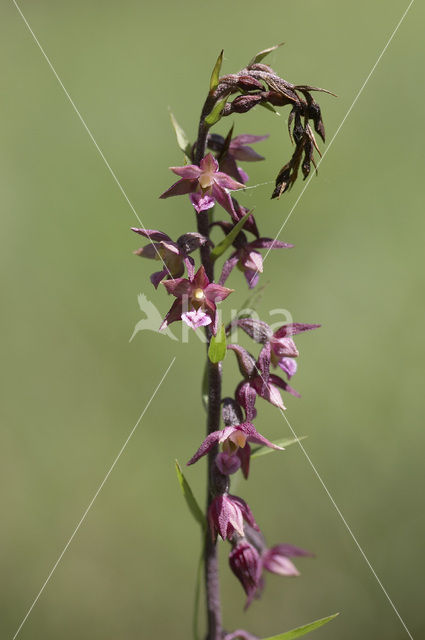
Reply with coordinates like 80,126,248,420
279,410,414,639
250,0,415,284
249,359,414,639
11,357,176,640
11,0,174,280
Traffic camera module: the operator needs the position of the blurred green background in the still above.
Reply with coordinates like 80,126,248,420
1,1,424,638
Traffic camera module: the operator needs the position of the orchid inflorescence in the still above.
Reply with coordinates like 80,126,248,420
132,44,333,640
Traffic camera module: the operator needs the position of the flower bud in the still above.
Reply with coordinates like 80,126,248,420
229,540,262,608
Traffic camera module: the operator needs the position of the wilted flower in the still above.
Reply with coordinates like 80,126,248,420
131,228,207,288
187,421,283,479
208,493,259,541
159,153,244,217
229,541,262,608
159,265,233,333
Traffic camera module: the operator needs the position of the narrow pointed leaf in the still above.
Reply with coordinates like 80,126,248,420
210,49,224,93
249,42,284,66
175,461,206,529
205,96,229,127
260,102,281,116
261,613,339,640
169,110,192,162
211,211,250,261
208,323,227,363
251,436,307,458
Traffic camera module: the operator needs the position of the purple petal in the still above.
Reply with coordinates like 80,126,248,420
215,172,246,191
133,244,161,260
183,256,195,281
278,357,298,379
244,269,260,289
162,277,192,298
269,374,301,398
170,164,201,179
271,336,299,358
159,298,183,331
216,452,241,475
270,544,314,558
212,184,238,218
231,134,269,146
228,344,256,378
249,238,293,250
240,422,283,450
236,382,257,421
182,309,212,329
231,146,265,162
160,178,194,199
192,265,210,289
205,283,234,303
257,343,271,381
237,167,250,183
237,443,251,479
187,430,224,465
262,552,300,577
236,319,273,344
199,153,219,173
219,254,239,286
190,192,215,213
242,250,263,273
131,228,173,243
274,323,321,339
150,269,167,289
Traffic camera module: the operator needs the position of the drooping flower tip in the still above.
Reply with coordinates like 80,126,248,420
229,541,262,609
208,493,259,541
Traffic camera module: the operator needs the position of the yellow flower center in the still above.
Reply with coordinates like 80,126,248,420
193,288,205,301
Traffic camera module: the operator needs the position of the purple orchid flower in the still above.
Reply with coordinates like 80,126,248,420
159,265,233,333
208,132,269,184
131,228,207,288
159,153,245,217
227,343,300,420
235,319,320,379
229,540,262,609
261,543,314,577
187,421,283,479
216,222,293,289
208,493,259,541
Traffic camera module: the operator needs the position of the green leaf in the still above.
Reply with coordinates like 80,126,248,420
209,49,224,93
211,211,251,261
261,613,339,640
260,102,281,116
175,461,206,529
169,110,192,162
208,324,227,363
249,42,284,66
205,96,228,127
251,436,307,459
